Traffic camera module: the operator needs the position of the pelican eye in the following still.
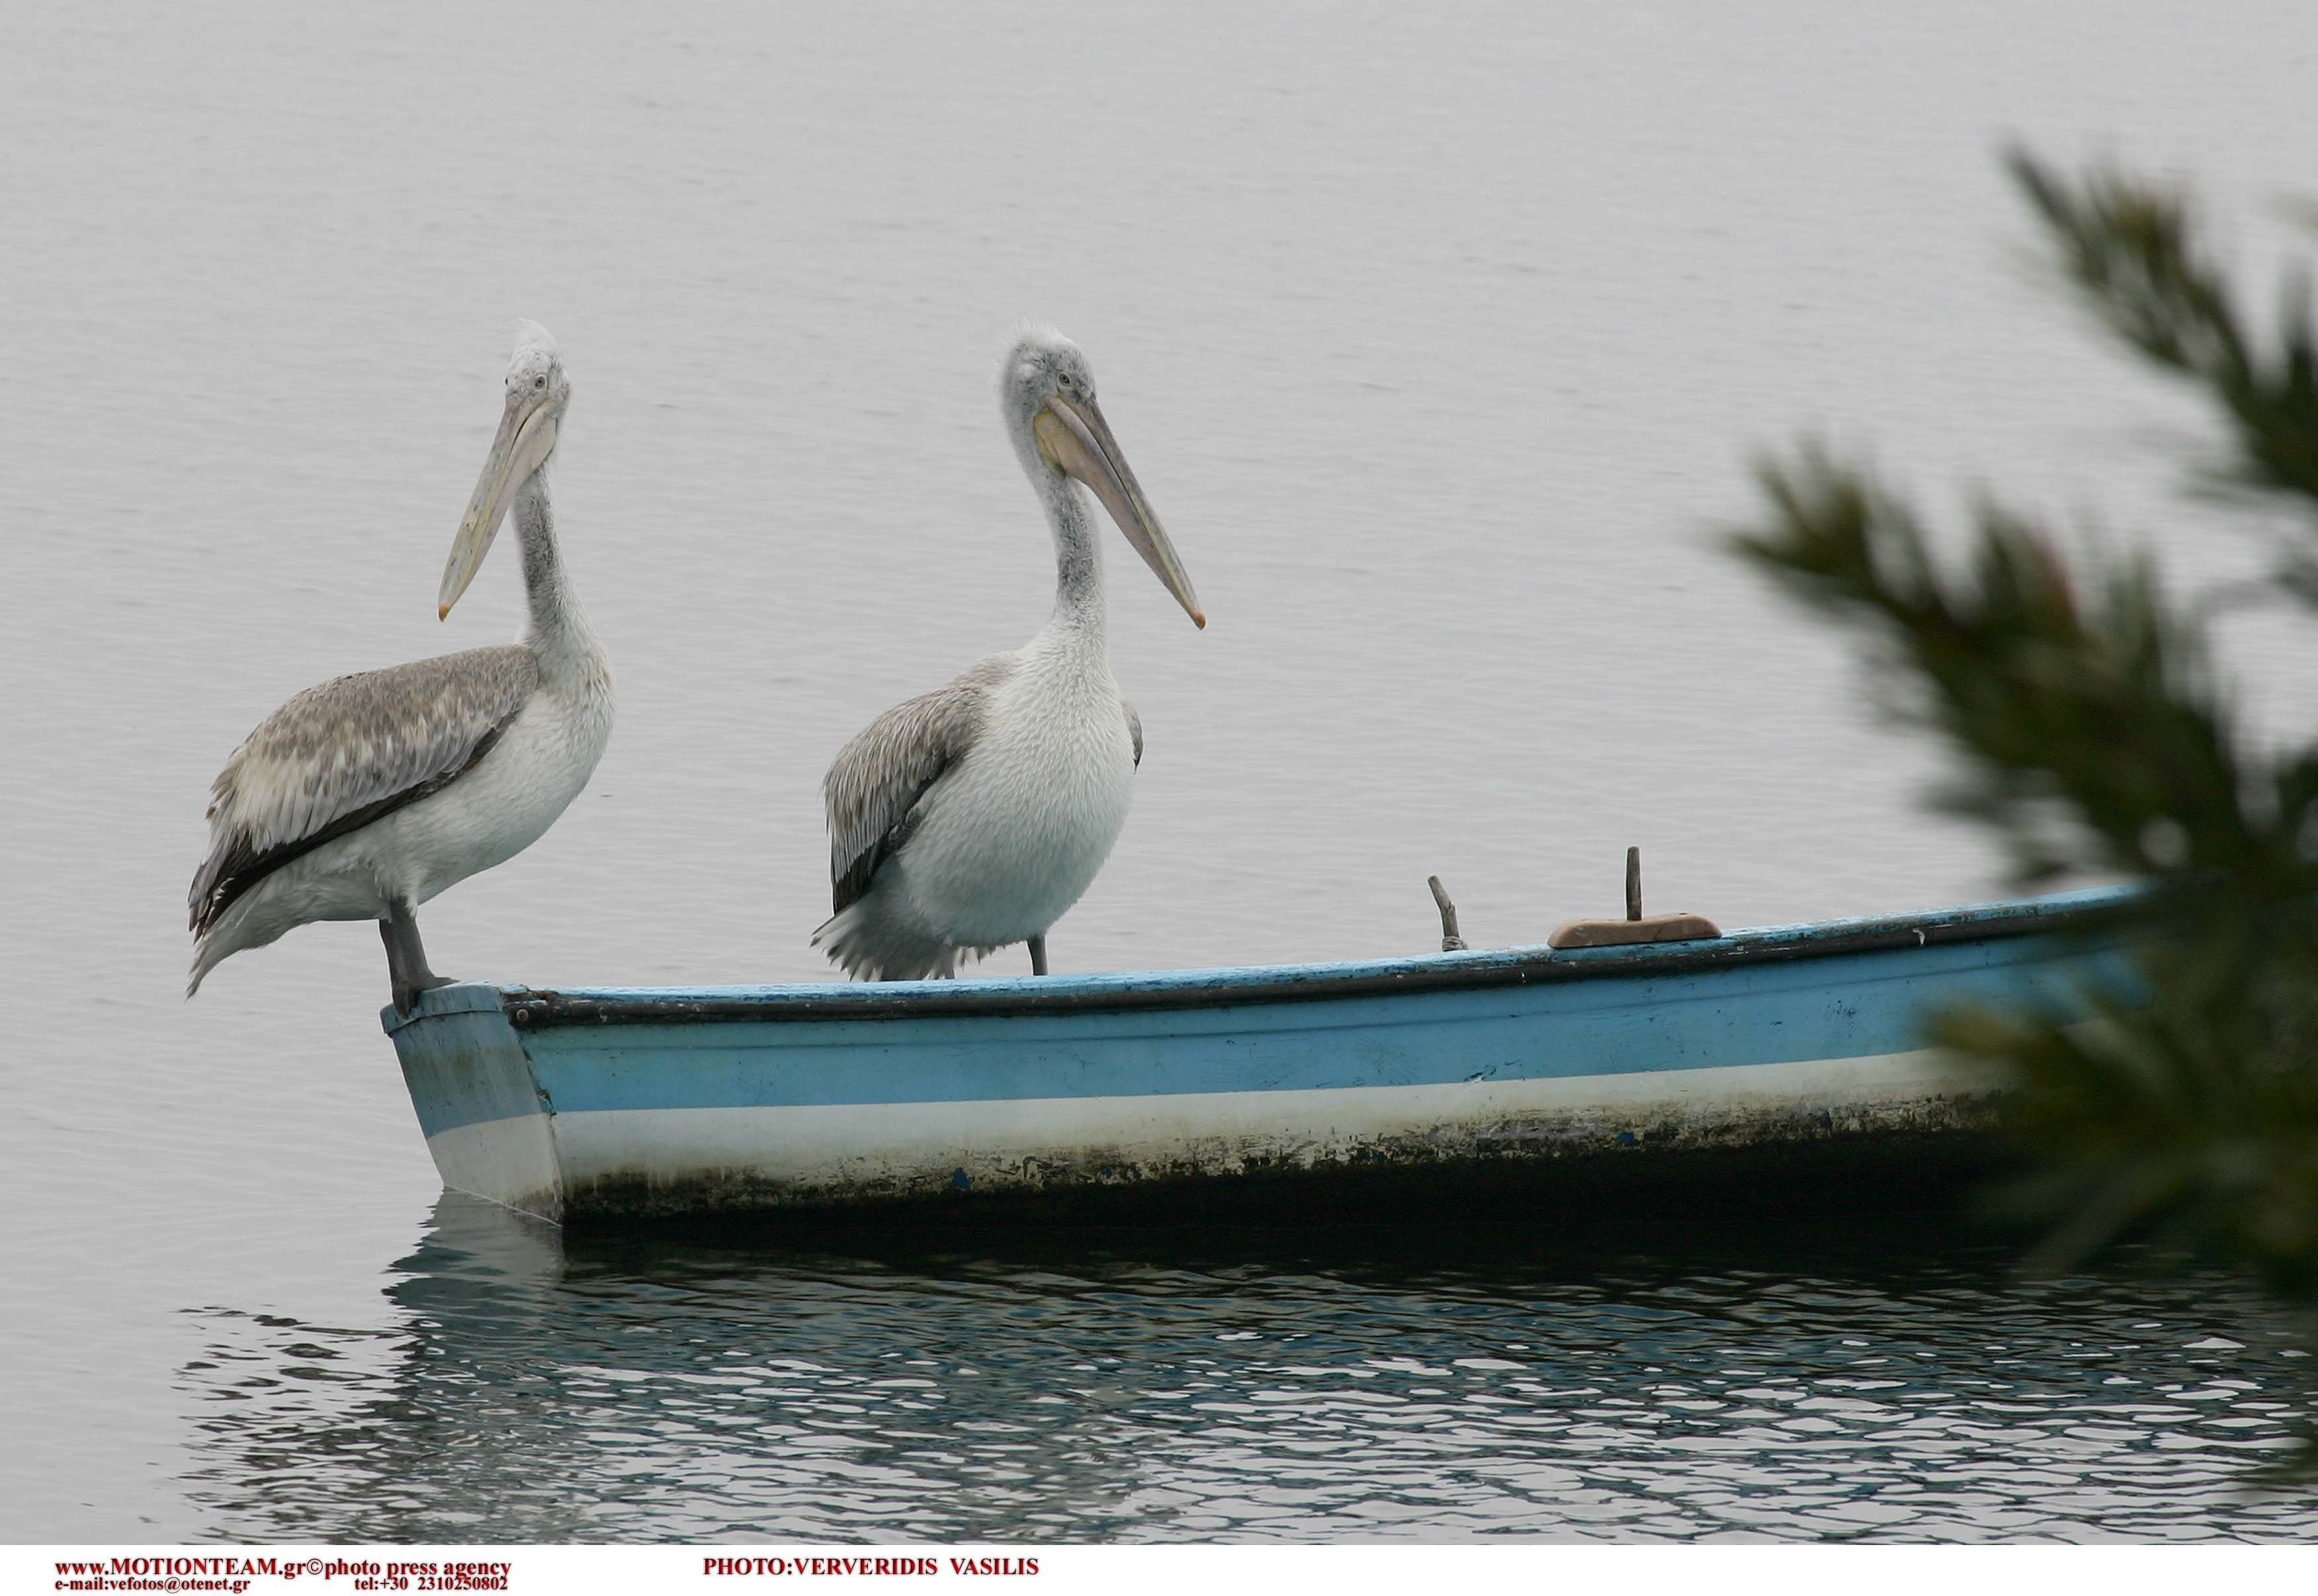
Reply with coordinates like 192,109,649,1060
1056,371,1074,388
534,375,546,390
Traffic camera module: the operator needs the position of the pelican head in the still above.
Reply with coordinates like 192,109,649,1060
1004,327,1203,629
439,321,571,620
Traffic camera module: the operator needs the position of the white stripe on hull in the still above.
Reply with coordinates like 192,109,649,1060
425,1107,566,1224
425,1050,1995,1217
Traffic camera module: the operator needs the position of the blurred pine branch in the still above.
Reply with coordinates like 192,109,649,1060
1733,151,2318,1469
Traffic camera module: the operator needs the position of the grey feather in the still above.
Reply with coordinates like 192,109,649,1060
824,653,1016,913
1123,698,1142,769
189,646,540,935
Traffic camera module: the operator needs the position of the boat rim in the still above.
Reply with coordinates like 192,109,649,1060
396,885,2141,1034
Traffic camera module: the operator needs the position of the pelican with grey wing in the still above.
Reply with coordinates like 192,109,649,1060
816,329,1203,980
189,323,615,1015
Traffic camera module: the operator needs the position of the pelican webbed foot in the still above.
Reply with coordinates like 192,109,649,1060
381,899,455,1017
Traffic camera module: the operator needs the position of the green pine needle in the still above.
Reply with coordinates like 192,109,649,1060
1734,151,2318,1476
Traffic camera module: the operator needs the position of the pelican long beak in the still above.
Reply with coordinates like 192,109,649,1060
1033,393,1204,628
439,390,560,620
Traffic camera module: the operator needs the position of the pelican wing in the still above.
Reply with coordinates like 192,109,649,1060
1123,698,1142,769
825,653,1017,913
190,646,540,936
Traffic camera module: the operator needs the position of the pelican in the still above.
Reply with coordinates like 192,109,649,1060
817,327,1203,980
188,323,614,1014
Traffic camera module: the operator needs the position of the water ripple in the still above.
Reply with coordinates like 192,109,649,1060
170,1198,2318,1542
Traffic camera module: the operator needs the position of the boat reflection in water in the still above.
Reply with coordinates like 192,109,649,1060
175,1193,2318,1543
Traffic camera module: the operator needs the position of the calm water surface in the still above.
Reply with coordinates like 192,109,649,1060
7,0,2318,1542
177,1200,2317,1544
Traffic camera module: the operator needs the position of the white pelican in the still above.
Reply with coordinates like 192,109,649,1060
188,323,614,1014
817,327,1203,980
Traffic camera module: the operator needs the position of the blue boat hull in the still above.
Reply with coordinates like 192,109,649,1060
382,890,2136,1224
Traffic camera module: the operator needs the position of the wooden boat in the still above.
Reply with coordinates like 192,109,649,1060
381,886,2138,1226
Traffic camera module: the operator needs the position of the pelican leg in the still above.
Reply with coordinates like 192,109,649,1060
1028,935,1049,977
380,898,454,1015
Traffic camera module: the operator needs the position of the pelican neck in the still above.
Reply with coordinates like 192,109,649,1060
1037,468,1109,648
514,469,604,679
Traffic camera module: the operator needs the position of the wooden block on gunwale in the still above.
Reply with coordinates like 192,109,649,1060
1547,912,1723,950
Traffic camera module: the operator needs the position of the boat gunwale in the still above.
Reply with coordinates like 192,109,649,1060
492,886,2139,1032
